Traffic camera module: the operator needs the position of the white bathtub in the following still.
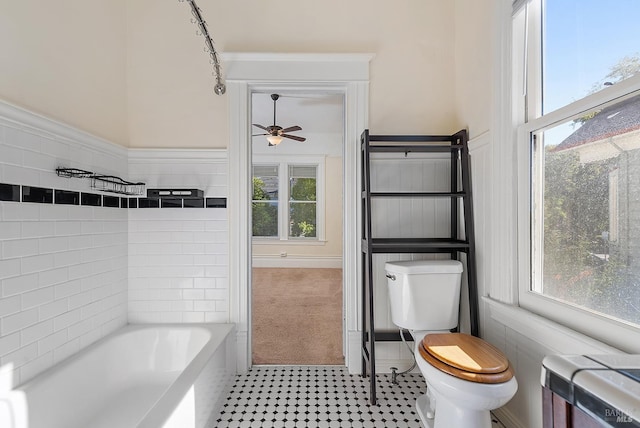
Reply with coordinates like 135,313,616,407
14,323,236,428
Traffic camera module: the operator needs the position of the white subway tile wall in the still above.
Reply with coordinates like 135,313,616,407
127,154,229,324
0,107,129,386
1,104,231,386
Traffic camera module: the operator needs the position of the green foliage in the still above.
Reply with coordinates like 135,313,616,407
290,178,316,238
542,147,622,312
290,177,316,201
252,177,277,237
297,221,316,237
252,175,318,238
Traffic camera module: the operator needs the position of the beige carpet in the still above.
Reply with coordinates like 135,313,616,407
252,267,344,365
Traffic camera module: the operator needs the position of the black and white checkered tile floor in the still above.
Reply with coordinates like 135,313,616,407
216,365,506,428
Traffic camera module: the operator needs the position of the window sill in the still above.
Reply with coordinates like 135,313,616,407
252,239,327,246
483,296,623,355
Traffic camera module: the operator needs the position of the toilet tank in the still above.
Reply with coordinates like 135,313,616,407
385,260,463,331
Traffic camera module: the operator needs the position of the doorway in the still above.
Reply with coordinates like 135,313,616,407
225,53,372,374
249,90,345,365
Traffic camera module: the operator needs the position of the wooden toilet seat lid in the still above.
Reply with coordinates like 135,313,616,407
419,333,514,384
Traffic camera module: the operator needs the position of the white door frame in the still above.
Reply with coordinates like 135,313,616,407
224,53,373,374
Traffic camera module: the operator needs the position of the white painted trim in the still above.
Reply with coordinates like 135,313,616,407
222,53,375,82
222,52,377,64
492,407,527,428
513,47,640,354
251,256,342,269
128,148,227,162
346,331,362,374
468,130,491,151
226,53,371,375
375,359,418,375
252,240,327,246
0,99,127,158
484,297,622,355
228,81,252,374
489,0,518,305
343,81,369,374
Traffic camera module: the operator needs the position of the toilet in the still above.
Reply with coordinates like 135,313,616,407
385,260,517,428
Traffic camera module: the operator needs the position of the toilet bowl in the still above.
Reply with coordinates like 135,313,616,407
413,331,517,428
385,260,517,428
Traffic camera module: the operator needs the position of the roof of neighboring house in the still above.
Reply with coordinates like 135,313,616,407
555,93,640,151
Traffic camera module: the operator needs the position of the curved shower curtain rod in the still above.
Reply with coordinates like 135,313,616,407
180,0,226,95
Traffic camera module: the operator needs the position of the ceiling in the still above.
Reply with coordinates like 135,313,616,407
250,91,345,137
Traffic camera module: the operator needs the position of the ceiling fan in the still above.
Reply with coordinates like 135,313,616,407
253,94,306,146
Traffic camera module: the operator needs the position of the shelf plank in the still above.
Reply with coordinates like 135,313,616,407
367,135,456,143
362,238,470,253
367,144,462,153
370,191,466,198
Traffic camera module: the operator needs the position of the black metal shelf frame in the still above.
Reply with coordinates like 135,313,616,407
56,168,145,196
360,129,479,405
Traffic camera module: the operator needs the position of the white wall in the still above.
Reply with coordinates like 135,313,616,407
127,151,229,323
367,153,458,371
0,0,128,145
0,103,234,386
0,102,129,386
453,3,633,428
453,0,493,139
126,0,458,149
251,113,344,266
127,209,229,323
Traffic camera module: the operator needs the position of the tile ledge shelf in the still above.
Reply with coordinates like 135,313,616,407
0,181,226,209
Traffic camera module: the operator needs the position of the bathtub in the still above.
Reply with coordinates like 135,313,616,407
13,323,236,428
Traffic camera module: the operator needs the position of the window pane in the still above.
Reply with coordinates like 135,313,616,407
253,165,278,200
289,165,316,202
290,202,316,238
252,201,278,237
252,164,278,237
542,0,640,114
288,165,317,238
533,94,640,326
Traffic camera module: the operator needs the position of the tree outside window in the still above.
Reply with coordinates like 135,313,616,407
252,163,319,240
517,0,640,335
252,165,279,237
289,166,317,238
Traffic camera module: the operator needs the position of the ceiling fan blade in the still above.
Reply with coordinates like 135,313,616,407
282,134,306,142
252,123,269,131
280,125,302,133
252,133,268,137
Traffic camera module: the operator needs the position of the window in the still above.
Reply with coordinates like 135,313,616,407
252,165,279,238
515,0,640,339
288,165,317,238
252,159,324,241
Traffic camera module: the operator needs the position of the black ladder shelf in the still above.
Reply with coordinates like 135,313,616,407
360,129,479,405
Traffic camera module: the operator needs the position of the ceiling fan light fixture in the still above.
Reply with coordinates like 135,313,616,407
253,93,306,146
266,135,283,146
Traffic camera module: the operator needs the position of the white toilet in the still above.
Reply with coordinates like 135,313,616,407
385,260,517,428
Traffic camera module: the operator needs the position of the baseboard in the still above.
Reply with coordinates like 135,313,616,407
345,331,420,376
346,331,362,375
252,256,342,269
492,407,526,428
236,330,249,374
375,359,419,374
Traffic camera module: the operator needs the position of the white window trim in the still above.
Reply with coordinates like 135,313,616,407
512,0,640,352
252,154,326,242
